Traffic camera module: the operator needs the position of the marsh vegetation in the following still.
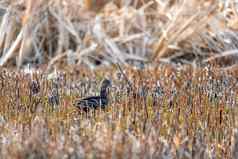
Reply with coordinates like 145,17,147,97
0,0,238,158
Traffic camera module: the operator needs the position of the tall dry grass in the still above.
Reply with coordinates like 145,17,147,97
0,0,237,70
0,66,237,158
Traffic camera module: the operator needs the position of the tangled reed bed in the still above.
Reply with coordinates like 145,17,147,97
0,0,238,69
1,0,238,158
0,65,237,158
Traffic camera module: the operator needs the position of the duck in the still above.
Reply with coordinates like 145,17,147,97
74,79,112,112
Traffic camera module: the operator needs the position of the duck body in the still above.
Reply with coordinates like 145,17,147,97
74,95,108,111
74,79,111,112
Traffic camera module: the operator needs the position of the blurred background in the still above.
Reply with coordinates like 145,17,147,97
0,0,237,71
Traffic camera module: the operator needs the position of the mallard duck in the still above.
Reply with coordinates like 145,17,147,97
74,79,112,112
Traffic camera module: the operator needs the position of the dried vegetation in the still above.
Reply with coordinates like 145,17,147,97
0,0,237,69
0,65,237,158
0,0,238,159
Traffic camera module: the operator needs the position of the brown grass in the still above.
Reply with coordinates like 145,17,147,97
0,1,238,158
0,0,237,69
0,65,237,158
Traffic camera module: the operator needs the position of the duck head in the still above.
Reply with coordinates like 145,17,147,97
100,79,112,97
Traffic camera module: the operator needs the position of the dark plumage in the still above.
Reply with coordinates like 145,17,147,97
74,79,111,112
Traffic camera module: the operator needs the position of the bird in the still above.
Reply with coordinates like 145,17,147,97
74,79,112,112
